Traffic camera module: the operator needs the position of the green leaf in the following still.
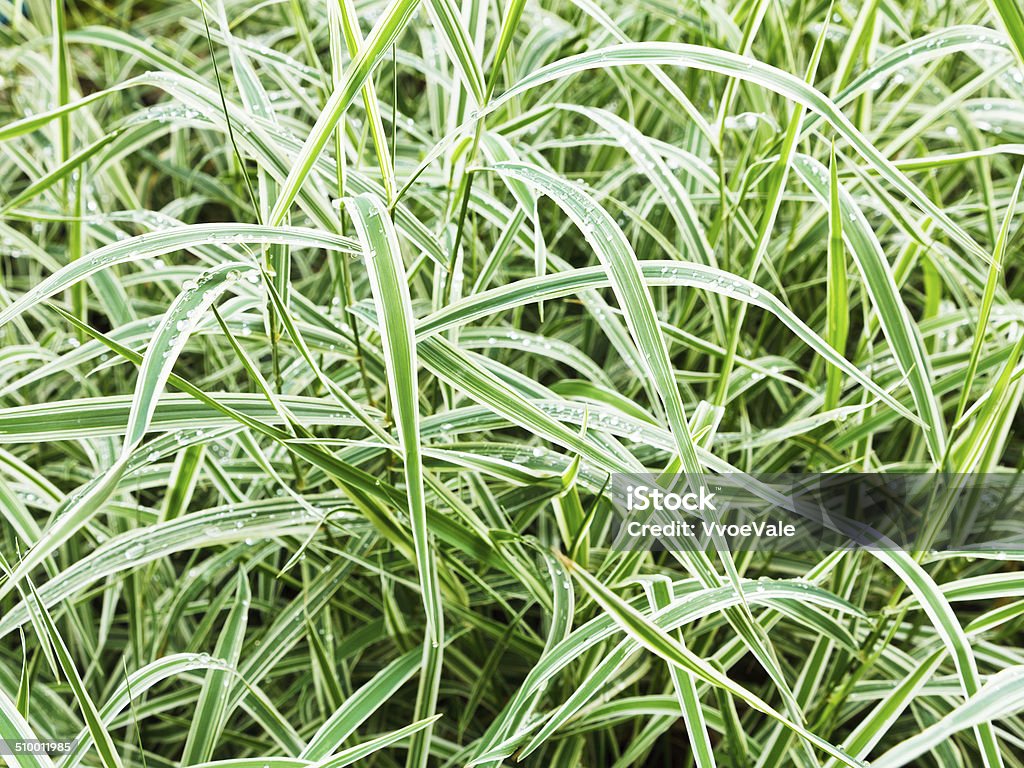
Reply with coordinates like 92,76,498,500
794,154,945,460
988,0,1024,67
489,162,703,474
27,583,123,768
269,0,423,224
182,571,251,764
345,194,441,644
557,556,864,767
301,648,422,760
492,43,989,264
873,666,1024,768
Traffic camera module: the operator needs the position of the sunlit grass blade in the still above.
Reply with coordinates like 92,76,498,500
344,193,442,767
269,0,422,225
344,194,440,643
988,0,1024,66
954,169,1024,425
873,666,1024,768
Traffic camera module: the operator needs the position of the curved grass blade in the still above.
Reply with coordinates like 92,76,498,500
873,666,1024,768
27,583,123,768
556,555,864,768
344,194,441,644
0,688,52,768
269,0,423,225
954,169,1024,424
821,650,945,767
61,653,251,768
871,547,1003,766
344,193,442,768
301,648,422,760
793,154,944,460
490,43,988,264
988,0,1024,67
0,263,253,604
424,0,485,104
555,105,715,266
489,162,702,474
314,715,442,768
123,263,258,452
418,261,919,425
181,571,251,764
0,226,356,332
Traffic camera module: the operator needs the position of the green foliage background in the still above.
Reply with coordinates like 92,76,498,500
1,0,1024,765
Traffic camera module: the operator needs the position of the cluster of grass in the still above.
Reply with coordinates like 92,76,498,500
2,0,1024,765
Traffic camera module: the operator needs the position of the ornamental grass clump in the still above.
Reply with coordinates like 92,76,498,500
1,0,1024,766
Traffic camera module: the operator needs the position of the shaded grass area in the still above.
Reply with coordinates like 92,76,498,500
1,0,1024,766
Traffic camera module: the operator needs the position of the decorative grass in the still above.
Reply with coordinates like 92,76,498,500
1,0,1024,766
